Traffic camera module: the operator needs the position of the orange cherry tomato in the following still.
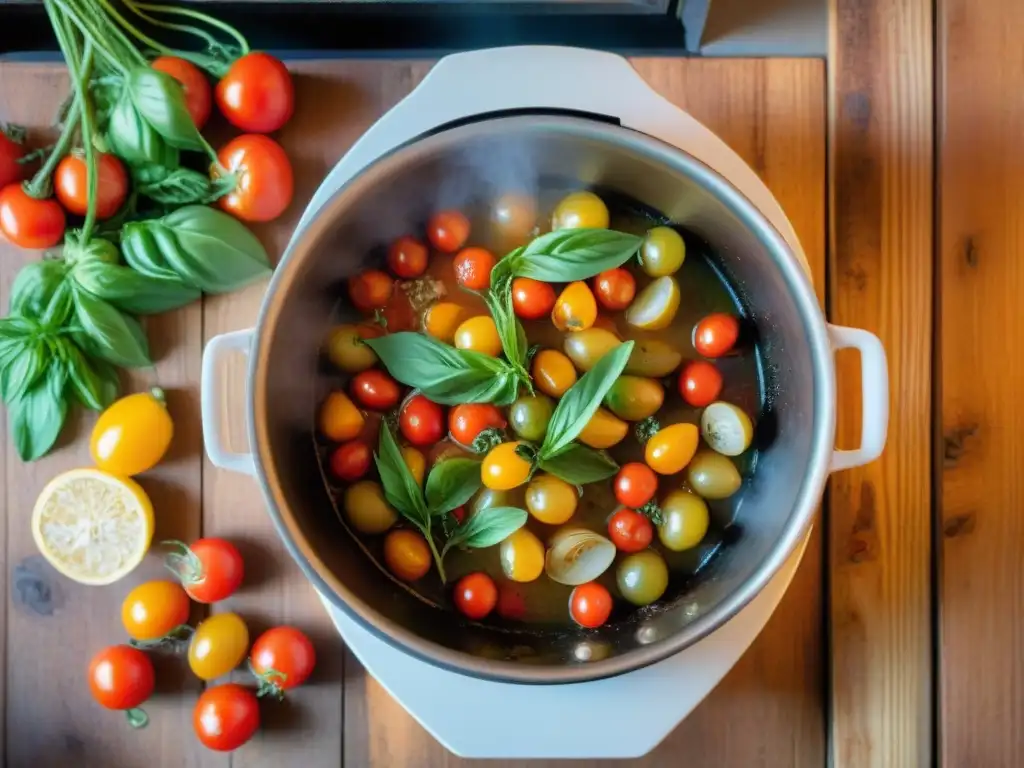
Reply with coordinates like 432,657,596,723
121,580,191,641
152,56,212,129
216,134,293,222
387,236,429,278
329,440,372,482
693,313,740,358
90,389,174,476
166,538,245,603
383,529,432,581
608,509,654,553
594,268,636,311
348,270,394,313
88,645,154,716
453,247,495,291
427,210,470,253
552,281,598,332
423,302,465,343
400,394,445,446
679,360,723,407
319,391,365,441
249,626,316,695
55,151,128,219
0,184,65,249
570,582,613,628
531,349,577,398
350,369,400,410
193,683,260,751
215,52,294,133
454,572,498,620
614,462,658,509
449,403,506,448
511,277,556,320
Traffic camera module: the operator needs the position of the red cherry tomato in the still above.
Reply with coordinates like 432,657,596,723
0,130,25,189
451,505,466,524
167,538,244,603
570,582,613,628
427,210,470,253
152,56,212,129
193,684,260,752
350,369,400,410
613,462,658,509
88,645,155,713
608,508,654,554
511,277,556,320
0,184,65,249
215,52,294,133
449,403,506,448
453,247,495,291
453,572,497,620
496,582,526,620
348,269,394,314
678,360,723,407
249,626,316,696
387,235,429,278
693,313,740,358
400,395,445,447
329,440,372,482
54,151,128,220
216,134,293,223
594,268,636,311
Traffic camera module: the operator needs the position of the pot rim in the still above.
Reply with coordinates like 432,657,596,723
248,114,836,685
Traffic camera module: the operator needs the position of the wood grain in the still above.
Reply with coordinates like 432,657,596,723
828,1,934,766
938,1,1024,764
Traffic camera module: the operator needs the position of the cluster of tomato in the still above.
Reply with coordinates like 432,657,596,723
0,51,295,250
88,537,317,752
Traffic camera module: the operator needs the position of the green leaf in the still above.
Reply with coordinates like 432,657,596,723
540,341,635,458
446,506,527,551
121,224,181,281
374,420,428,524
72,286,152,368
484,287,528,368
364,333,520,406
510,228,643,283
9,261,68,320
137,168,234,206
538,444,619,485
0,339,47,404
424,458,482,516
72,260,200,315
63,341,119,411
106,92,180,168
126,67,203,151
10,360,68,461
40,280,74,328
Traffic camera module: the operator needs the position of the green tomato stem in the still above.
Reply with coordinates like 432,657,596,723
48,0,132,75
125,708,149,729
132,1,250,56
21,98,79,199
424,521,447,584
91,0,176,63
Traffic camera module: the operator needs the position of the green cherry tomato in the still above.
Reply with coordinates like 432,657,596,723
639,226,686,277
686,450,742,499
658,491,710,551
508,394,554,442
563,328,622,373
604,376,665,422
616,550,669,606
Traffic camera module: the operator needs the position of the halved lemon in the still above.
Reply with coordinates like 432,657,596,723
625,276,681,331
32,468,154,585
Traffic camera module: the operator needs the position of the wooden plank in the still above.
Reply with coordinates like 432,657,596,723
938,1,1024,764
828,1,934,766
0,63,216,768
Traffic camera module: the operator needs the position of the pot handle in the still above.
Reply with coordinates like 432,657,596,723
828,324,890,473
200,328,256,476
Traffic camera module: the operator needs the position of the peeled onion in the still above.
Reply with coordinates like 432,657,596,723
544,527,616,586
700,401,753,456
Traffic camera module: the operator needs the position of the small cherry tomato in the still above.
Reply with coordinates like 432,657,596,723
381,289,417,332
481,441,532,491
216,134,293,222
604,375,664,421
508,393,554,442
693,313,740,358
189,612,249,681
423,302,465,344
427,210,470,253
348,269,394,314
496,582,526,620
0,183,65,249
451,505,466,524
166,538,244,603
55,151,128,219
500,528,545,583
152,56,212,129
329,440,372,482
344,480,398,534
551,190,609,230
578,407,628,449
454,572,498,620
614,462,658,509
525,473,578,525
387,235,429,278
570,582,613,628
88,645,154,725
324,322,383,372
402,446,426,486
531,349,577,398
679,360,724,407
594,268,636,311
319,390,365,442
608,509,654,553
552,281,598,332
249,626,316,697
644,422,700,476
0,130,24,189
449,403,506,448
640,227,686,277
383,529,432,581
90,388,174,476
193,683,260,752
659,491,710,551
121,580,191,641
454,315,502,356
400,394,445,447
215,52,294,133
616,550,669,606
350,369,400,410
511,277,556,320
453,247,495,291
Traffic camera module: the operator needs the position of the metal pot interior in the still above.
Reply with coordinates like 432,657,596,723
251,115,833,683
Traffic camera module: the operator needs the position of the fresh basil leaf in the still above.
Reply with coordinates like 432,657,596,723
0,339,48,404
40,280,74,328
126,67,203,151
137,168,234,205
10,360,68,461
447,506,527,551
121,224,181,281
106,92,180,168
64,235,120,266
10,261,68,320
540,341,635,458
73,260,200,315
484,287,528,368
538,444,619,485
72,286,152,368
63,341,119,411
425,458,482,516
374,420,428,523
512,228,642,283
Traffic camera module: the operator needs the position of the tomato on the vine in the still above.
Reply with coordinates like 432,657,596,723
613,462,658,509
400,394,445,447
350,369,400,410
693,313,740,358
570,582,613,628
348,269,393,314
427,210,470,253
215,134,293,222
88,645,154,727
215,52,294,133
152,56,212,129
0,184,65,249
166,538,244,603
608,508,654,554
594,268,636,311
453,247,495,291
678,360,723,407
449,403,506,448
249,626,316,697
329,440,372,482
0,130,25,189
387,235,428,278
121,580,191,641
511,277,556,320
454,572,497,620
193,683,260,752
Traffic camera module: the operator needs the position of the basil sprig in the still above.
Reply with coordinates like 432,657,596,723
491,228,643,286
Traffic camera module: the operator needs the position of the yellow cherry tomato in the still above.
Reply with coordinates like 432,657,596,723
563,327,622,372
319,391,365,442
551,191,610,230
552,281,598,332
645,423,699,475
658,491,710,551
344,480,398,534
188,612,249,681
401,446,426,486
383,529,432,581
604,376,665,421
492,192,538,248
525,474,578,525
578,408,628,449
482,442,533,491
532,349,577,398
90,389,174,476
324,323,380,372
500,528,545,582
423,302,466,344
121,580,191,641
454,315,503,356
639,226,686,277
